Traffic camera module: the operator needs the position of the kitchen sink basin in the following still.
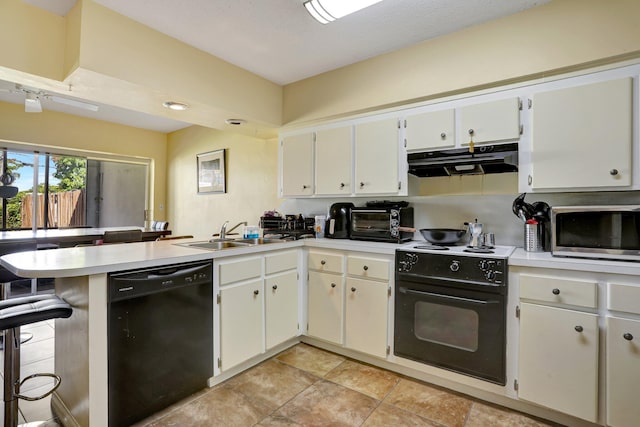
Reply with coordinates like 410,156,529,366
177,237,282,251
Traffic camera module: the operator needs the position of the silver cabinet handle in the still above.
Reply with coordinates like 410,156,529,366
468,129,474,135
440,132,446,139
575,325,584,333
552,288,560,295
610,169,619,176
623,333,634,341
363,265,369,271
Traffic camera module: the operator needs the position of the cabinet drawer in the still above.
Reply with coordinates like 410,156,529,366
520,274,597,308
308,251,343,273
265,250,298,275
219,257,262,286
608,283,640,315
347,256,389,281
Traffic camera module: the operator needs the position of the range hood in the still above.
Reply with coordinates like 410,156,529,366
407,143,518,177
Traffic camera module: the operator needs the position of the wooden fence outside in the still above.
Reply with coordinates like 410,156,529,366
21,190,86,228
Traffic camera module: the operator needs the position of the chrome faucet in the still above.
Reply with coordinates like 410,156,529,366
219,221,247,240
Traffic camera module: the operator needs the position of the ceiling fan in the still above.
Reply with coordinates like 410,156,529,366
1,83,99,113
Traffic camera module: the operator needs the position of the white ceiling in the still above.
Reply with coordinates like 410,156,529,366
6,0,551,132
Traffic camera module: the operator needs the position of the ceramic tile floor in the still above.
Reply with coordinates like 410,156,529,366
1,327,561,427
135,344,561,427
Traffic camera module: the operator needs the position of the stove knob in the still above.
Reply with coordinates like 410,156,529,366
485,270,496,281
479,260,488,270
450,261,460,272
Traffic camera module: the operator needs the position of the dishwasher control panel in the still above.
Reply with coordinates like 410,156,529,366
108,260,212,302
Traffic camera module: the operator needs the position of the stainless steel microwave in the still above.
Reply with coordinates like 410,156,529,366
551,205,640,262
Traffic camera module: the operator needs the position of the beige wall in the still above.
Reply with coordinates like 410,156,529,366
0,101,168,221
283,0,640,125
166,127,280,239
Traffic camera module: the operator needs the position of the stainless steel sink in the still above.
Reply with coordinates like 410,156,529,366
180,240,251,250
177,237,282,251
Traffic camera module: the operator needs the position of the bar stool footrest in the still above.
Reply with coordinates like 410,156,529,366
16,373,62,402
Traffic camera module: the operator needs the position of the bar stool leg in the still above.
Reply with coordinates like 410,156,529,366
3,326,21,427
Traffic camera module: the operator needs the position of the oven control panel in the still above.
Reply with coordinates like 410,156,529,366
396,250,507,286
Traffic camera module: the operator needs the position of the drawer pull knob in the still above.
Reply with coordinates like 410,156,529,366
574,325,584,333
623,333,634,341
610,169,619,176
331,283,336,288
351,287,356,292
253,290,260,296
321,260,326,265
363,265,369,271
552,288,560,295
272,285,278,290
360,182,365,188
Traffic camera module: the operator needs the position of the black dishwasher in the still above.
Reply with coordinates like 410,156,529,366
108,260,213,427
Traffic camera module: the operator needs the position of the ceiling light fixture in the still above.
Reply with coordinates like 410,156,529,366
24,92,42,113
225,118,246,126
162,101,189,111
304,0,384,24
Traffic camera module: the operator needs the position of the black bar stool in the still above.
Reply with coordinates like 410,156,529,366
0,295,72,427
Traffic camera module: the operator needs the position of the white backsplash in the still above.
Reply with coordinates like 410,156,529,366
276,191,640,248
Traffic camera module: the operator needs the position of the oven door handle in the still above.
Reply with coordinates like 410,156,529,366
399,287,500,305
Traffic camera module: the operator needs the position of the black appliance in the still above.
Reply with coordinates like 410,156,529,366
394,244,512,385
325,202,354,239
408,142,518,177
107,261,213,427
350,201,413,243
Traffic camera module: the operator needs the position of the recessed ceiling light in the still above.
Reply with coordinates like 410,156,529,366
225,118,246,126
162,101,189,111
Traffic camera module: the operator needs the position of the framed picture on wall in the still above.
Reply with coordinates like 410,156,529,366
197,149,226,194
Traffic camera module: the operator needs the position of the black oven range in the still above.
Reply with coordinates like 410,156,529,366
394,243,515,385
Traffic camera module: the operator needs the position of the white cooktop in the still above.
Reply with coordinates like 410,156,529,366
402,242,516,258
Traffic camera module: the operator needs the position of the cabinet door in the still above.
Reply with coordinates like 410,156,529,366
405,108,455,151
354,118,399,195
265,271,299,349
530,77,632,189
606,316,640,427
518,302,598,422
281,133,314,196
220,279,264,370
307,271,343,345
458,97,520,145
316,126,353,195
345,277,388,358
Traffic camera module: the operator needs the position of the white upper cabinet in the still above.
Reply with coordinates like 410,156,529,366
354,117,400,195
458,97,521,146
315,126,353,196
280,132,314,197
405,108,455,151
527,77,633,191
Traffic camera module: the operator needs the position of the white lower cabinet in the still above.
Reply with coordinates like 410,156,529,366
265,270,299,349
518,302,599,422
217,250,299,371
307,250,390,358
220,278,264,371
606,282,640,427
307,270,344,345
517,273,599,423
345,277,388,358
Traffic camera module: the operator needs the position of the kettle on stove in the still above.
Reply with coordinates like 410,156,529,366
325,202,354,239
466,219,484,247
